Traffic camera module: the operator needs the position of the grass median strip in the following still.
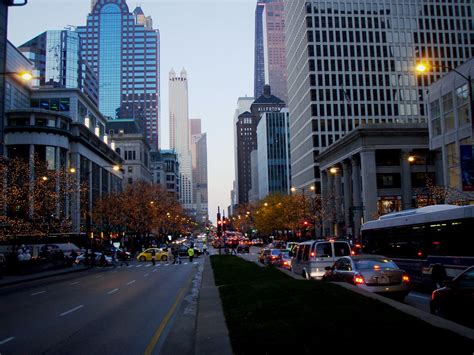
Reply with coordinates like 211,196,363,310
211,255,474,354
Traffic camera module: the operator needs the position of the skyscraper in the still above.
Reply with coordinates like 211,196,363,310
77,0,161,149
284,0,474,191
169,68,193,209
19,30,99,106
190,119,208,222
254,0,288,103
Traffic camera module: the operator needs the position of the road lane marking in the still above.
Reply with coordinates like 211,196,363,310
152,269,157,273
60,305,84,317
145,264,152,268
144,287,186,355
126,280,136,286
184,263,188,265
69,282,80,285
107,288,119,295
144,273,149,277
0,337,15,345
193,262,198,265
95,275,103,279
136,265,143,268
165,264,169,267
31,291,46,296
128,265,134,268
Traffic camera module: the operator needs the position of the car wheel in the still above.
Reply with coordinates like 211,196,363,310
161,255,168,261
139,256,146,262
302,270,308,279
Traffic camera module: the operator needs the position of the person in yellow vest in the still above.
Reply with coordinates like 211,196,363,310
187,246,195,262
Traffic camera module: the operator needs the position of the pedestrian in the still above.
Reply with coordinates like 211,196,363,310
119,251,129,267
99,252,106,267
151,248,156,266
172,248,181,264
112,249,117,267
188,247,195,262
202,243,208,256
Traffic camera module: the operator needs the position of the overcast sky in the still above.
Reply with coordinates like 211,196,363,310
8,0,256,223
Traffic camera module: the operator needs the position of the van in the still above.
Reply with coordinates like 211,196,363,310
291,240,351,279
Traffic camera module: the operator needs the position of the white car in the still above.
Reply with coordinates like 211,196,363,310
75,252,113,266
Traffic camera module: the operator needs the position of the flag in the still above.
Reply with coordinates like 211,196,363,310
341,88,351,104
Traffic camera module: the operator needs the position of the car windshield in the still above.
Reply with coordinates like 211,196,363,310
271,250,282,256
354,258,399,270
281,251,289,258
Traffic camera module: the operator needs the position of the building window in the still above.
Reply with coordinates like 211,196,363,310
376,173,401,188
377,197,402,215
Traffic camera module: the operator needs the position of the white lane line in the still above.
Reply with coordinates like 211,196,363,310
145,264,152,268
165,264,170,267
126,280,136,286
95,275,103,279
69,282,79,286
31,290,46,296
128,265,134,268
136,265,143,268
152,269,157,273
184,263,188,265
60,305,84,317
0,337,15,345
408,293,430,300
144,273,149,277
107,288,119,295
193,262,198,265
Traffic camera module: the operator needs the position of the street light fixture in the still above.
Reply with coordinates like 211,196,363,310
0,71,33,81
329,167,338,174
415,61,473,129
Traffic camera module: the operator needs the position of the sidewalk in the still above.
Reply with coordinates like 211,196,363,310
195,256,233,355
0,265,91,288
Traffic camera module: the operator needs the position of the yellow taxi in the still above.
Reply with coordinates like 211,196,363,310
136,248,169,262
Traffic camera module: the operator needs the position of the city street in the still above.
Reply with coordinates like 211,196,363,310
0,259,203,355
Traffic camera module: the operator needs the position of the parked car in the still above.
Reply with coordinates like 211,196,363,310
261,249,284,265
75,252,113,266
136,248,169,262
430,266,474,327
322,255,410,301
291,239,352,279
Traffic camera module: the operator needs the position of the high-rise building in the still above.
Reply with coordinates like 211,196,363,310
190,119,208,223
254,0,288,103
236,85,285,204
284,0,474,191
169,68,193,209
18,30,99,106
256,108,291,199
77,0,161,149
233,96,254,206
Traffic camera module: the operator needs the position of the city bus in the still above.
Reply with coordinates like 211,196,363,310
360,204,474,287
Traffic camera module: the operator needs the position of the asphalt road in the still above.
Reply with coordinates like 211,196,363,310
0,259,203,355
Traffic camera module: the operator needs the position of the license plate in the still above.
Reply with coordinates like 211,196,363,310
378,276,389,284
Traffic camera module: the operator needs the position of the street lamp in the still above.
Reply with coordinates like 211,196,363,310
0,71,33,81
415,61,474,129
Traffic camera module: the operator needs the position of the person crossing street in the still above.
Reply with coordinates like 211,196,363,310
188,246,195,262
151,248,156,266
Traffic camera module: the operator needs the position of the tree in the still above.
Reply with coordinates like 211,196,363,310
0,156,82,241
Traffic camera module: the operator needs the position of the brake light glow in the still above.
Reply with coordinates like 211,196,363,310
417,251,423,257
284,261,289,265
354,274,365,284
402,274,410,283
373,265,380,270
310,252,315,257
351,250,355,255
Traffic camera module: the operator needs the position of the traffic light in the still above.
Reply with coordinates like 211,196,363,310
217,220,222,232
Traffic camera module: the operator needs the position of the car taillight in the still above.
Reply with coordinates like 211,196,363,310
351,250,355,255
354,274,365,284
310,252,315,257
402,274,410,283
284,261,288,265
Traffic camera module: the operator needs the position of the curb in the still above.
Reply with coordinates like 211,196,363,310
0,266,92,288
195,256,233,355
334,282,474,341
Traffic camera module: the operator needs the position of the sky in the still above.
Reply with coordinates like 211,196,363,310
7,0,256,224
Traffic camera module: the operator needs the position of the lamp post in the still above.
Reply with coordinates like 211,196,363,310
416,61,474,134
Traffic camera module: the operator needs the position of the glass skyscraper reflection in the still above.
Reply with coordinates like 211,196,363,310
77,0,161,149
19,30,99,106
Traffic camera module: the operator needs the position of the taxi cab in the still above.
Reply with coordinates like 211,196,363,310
136,248,169,262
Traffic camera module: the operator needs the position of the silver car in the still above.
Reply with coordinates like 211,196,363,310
322,255,410,301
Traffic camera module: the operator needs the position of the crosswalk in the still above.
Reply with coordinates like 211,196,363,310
119,262,199,269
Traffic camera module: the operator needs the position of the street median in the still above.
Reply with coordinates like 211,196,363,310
211,255,473,354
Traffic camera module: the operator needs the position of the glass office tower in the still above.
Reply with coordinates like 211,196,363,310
19,30,99,106
77,0,161,149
